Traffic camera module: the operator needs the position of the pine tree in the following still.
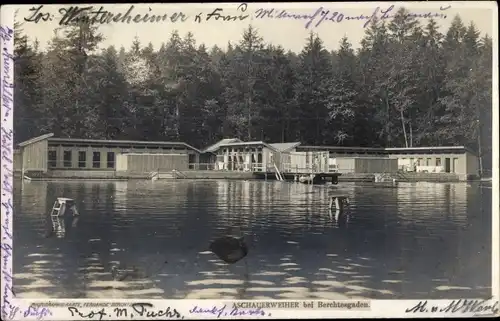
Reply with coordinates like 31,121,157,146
294,32,333,144
14,21,43,143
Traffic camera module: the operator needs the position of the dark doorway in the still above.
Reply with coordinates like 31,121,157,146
445,158,451,173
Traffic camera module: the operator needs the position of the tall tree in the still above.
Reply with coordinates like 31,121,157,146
294,32,333,144
14,20,43,143
327,36,358,145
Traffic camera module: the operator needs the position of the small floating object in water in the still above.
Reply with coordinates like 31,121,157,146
209,236,248,264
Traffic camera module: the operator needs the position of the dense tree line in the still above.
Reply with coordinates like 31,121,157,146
14,8,493,171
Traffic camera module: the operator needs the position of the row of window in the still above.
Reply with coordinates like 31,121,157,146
402,157,442,166
219,148,262,154
48,151,115,168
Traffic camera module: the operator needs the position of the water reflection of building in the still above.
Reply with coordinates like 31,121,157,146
215,180,255,230
396,183,468,224
113,181,129,215
19,181,48,216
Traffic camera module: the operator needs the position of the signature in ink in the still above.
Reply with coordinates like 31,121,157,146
68,307,108,321
406,299,499,316
23,306,53,320
189,305,267,318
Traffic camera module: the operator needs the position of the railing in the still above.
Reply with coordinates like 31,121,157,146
188,163,216,170
251,164,267,172
172,169,188,178
148,171,159,180
185,162,339,173
279,163,332,174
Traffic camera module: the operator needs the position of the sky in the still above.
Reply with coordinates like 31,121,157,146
11,2,498,53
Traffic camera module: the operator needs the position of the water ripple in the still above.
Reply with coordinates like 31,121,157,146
13,180,491,299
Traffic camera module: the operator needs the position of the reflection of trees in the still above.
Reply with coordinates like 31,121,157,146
13,181,490,299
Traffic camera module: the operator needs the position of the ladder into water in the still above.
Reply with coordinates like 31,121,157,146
50,198,79,217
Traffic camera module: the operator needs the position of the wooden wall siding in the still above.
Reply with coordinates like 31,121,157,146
14,150,22,171
336,158,356,173
466,152,479,176
22,139,48,172
117,154,189,172
354,158,398,173
47,144,198,170
335,157,398,173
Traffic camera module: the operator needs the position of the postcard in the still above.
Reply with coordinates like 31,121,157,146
1,1,498,319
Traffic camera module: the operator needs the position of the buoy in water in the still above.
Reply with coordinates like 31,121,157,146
209,236,248,264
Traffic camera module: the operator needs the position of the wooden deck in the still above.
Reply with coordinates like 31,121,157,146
253,171,341,184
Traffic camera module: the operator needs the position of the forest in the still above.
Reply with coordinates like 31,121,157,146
13,8,493,170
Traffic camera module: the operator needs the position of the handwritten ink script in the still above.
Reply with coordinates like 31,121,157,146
194,3,249,23
1,24,16,321
254,4,452,28
68,303,184,320
23,306,53,320
189,305,270,318
405,299,499,316
23,5,188,25
23,3,250,26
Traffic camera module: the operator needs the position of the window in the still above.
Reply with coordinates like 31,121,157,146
426,158,432,166
48,151,57,168
78,151,86,168
436,158,442,166
63,150,72,167
92,152,101,168
106,152,115,168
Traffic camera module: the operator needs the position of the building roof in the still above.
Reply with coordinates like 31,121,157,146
18,133,54,147
385,146,476,155
299,145,476,155
202,138,242,153
19,134,202,153
298,145,386,153
269,142,301,152
218,140,280,152
48,137,202,153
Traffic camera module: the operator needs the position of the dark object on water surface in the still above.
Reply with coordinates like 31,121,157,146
209,236,248,264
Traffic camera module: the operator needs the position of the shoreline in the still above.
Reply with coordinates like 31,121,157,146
16,170,481,183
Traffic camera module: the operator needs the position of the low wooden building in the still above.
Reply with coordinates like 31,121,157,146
386,146,478,176
16,133,201,178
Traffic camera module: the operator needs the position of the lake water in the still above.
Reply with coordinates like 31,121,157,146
13,180,492,300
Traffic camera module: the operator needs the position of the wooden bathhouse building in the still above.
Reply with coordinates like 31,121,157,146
15,133,202,179
14,134,480,180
